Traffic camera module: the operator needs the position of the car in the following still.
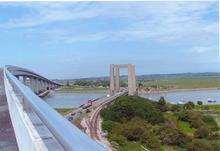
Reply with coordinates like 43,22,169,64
71,112,76,116
68,116,73,121
82,104,92,109
207,98,216,103
86,109,91,113
79,104,85,108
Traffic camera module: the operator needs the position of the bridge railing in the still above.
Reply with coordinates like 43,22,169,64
4,67,106,151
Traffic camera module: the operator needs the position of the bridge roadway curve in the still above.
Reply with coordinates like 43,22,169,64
67,91,127,119
88,91,127,140
66,91,128,146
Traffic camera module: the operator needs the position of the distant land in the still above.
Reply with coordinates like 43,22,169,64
53,72,220,84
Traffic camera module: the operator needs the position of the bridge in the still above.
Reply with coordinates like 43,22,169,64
0,64,136,151
110,64,137,95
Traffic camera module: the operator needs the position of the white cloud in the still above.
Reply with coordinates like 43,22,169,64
190,46,212,53
0,1,218,51
0,2,104,28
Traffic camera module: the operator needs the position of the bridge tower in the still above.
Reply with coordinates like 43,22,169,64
110,64,137,96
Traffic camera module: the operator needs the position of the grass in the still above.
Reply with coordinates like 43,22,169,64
162,145,186,151
118,142,145,151
164,112,196,135
142,76,220,90
207,111,220,134
195,104,220,111
55,108,74,115
157,110,219,151
214,113,220,126
58,85,107,92
178,121,196,134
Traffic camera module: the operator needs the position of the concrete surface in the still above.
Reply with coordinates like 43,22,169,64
0,68,18,151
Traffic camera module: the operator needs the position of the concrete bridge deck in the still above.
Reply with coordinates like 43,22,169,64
0,68,18,151
0,64,135,151
3,66,107,151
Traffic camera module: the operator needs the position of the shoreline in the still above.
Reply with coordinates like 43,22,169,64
55,89,107,93
55,87,220,94
139,87,220,94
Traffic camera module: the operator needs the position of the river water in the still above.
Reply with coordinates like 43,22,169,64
140,89,220,104
44,89,220,108
44,92,106,108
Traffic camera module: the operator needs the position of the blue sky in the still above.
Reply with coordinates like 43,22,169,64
0,1,219,79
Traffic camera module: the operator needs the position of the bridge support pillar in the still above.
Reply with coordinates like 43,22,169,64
45,82,49,90
30,77,34,93
33,78,39,94
23,76,30,87
128,64,137,96
17,76,24,84
42,81,46,91
38,80,44,92
29,77,36,93
109,64,137,96
110,64,115,95
114,66,120,93
36,79,39,93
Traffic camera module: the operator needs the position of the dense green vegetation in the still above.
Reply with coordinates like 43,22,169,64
60,76,220,92
73,80,110,87
101,96,220,151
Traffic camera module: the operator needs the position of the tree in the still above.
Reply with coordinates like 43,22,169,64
170,104,181,112
212,141,220,151
102,120,115,132
197,101,203,105
194,126,210,138
202,115,219,131
158,97,166,105
177,111,190,122
157,96,168,112
183,101,195,110
121,118,161,151
138,82,144,87
187,139,213,151
158,126,190,147
101,96,164,124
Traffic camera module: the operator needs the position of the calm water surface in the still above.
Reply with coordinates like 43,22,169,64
141,89,220,104
44,92,105,108
45,89,220,108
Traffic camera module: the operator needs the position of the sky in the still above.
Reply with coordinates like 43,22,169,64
0,1,219,79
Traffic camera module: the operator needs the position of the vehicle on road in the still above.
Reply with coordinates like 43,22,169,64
207,98,216,103
71,112,76,116
82,104,92,109
68,116,73,121
79,104,85,108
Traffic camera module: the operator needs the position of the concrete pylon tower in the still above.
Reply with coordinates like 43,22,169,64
114,65,120,92
127,64,137,95
110,64,115,95
109,64,137,96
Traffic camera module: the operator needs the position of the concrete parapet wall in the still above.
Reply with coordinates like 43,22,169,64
4,66,107,151
4,71,64,151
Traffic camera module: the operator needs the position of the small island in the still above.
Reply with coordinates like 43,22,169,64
100,96,220,151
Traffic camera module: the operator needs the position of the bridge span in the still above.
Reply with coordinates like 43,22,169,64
1,64,136,151
2,66,107,151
